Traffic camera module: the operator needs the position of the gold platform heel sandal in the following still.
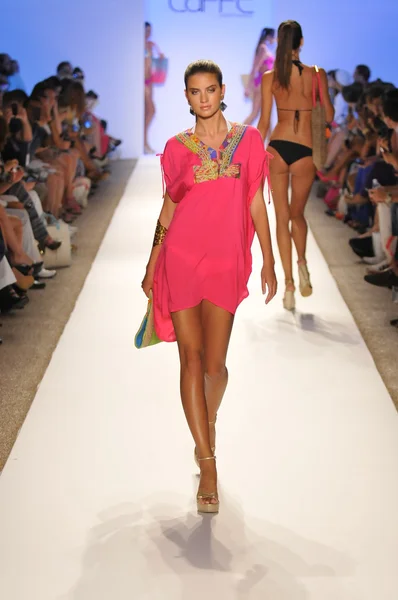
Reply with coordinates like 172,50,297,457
194,418,217,468
298,260,313,297
283,280,295,311
196,456,219,514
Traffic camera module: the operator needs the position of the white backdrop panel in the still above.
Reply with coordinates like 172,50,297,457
145,0,274,151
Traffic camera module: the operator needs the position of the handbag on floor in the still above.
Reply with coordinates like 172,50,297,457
311,65,327,170
135,291,162,349
43,221,72,269
73,176,91,208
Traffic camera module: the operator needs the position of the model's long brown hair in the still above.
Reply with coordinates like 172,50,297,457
255,27,275,56
274,20,303,90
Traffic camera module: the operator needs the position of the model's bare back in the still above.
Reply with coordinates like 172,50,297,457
271,63,314,145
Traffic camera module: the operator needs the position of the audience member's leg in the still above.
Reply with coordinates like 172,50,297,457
0,207,33,265
45,170,65,217
6,184,48,244
6,208,42,263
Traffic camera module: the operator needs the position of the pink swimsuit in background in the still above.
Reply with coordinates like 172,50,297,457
153,124,271,343
254,55,275,87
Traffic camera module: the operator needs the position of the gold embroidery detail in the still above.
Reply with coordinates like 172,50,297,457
193,161,219,184
176,124,246,184
219,125,245,176
223,163,241,179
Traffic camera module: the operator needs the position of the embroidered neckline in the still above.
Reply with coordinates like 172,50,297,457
189,121,235,158
175,123,246,182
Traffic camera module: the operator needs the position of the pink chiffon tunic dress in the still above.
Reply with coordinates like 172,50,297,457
153,123,270,343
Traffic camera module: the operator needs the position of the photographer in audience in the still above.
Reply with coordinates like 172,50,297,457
363,88,398,290
0,54,115,328
316,72,398,328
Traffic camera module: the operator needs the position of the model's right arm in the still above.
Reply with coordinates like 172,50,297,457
142,192,176,296
257,71,273,141
249,46,265,82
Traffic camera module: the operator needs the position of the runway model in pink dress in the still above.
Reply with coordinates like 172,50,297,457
142,60,276,515
153,121,270,342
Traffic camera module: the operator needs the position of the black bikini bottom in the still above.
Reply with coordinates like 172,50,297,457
268,140,313,166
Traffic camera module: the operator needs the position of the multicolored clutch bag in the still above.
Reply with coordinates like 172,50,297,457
134,292,162,349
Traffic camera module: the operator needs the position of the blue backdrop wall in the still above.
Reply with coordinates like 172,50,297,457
274,0,398,83
1,0,144,158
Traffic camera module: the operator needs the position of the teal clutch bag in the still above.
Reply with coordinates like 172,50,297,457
135,292,162,349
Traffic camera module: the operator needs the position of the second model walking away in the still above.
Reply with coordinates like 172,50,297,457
258,20,334,310
142,60,277,514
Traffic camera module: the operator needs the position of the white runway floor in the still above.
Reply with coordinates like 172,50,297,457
1,157,398,600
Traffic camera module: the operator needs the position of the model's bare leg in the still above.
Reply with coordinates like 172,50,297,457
290,157,316,262
268,147,292,280
290,157,316,296
172,304,217,506
201,300,234,452
144,84,155,152
243,87,262,126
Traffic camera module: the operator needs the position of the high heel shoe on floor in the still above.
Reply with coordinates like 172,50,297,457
283,280,295,311
298,261,313,297
196,456,219,514
38,239,63,254
194,417,216,468
0,286,29,311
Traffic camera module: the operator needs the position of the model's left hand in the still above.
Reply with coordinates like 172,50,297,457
261,262,277,304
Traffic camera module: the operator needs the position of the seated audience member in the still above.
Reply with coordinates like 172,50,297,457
353,64,371,87
0,54,116,333
1,90,32,166
380,88,398,169
28,80,82,219
7,59,26,93
0,230,27,311
57,79,108,183
329,69,354,127
57,61,73,80
84,90,121,160
313,74,398,328
72,67,85,84
363,88,398,290
323,70,355,169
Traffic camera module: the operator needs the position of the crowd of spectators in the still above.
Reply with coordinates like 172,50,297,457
316,64,398,328
0,54,121,342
